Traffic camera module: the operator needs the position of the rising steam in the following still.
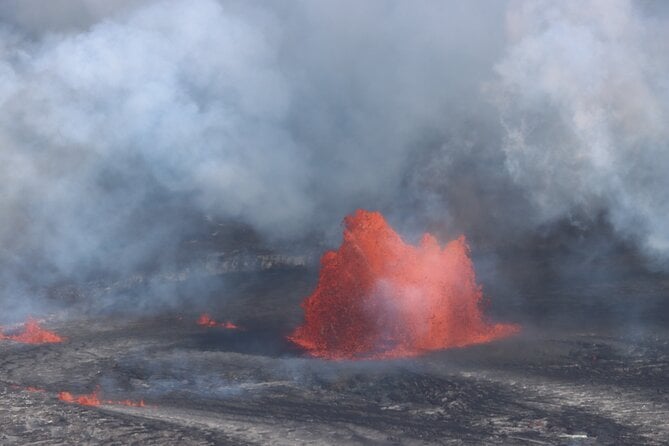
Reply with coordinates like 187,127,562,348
492,0,669,266
0,0,667,316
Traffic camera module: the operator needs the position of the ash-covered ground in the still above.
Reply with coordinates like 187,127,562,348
1,256,668,445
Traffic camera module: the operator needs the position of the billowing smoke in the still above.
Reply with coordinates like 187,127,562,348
0,0,666,316
492,0,669,267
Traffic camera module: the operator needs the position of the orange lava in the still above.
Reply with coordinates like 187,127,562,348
58,390,101,406
58,390,145,407
197,313,239,329
0,318,64,344
288,210,520,359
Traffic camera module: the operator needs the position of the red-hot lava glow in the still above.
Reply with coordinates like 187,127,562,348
197,313,239,330
0,318,64,344
288,210,520,359
58,391,101,406
58,390,145,407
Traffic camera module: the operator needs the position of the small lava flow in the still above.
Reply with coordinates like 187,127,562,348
0,318,64,344
289,210,520,359
58,389,145,408
196,313,239,330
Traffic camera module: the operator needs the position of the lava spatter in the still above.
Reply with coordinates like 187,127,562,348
58,389,145,407
58,390,101,407
288,210,519,359
0,318,64,344
197,313,239,329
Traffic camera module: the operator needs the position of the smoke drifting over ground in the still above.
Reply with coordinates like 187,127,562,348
0,0,667,315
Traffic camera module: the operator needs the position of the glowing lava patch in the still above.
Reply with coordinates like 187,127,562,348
0,318,64,344
197,313,239,329
58,390,145,407
288,210,520,359
58,390,101,407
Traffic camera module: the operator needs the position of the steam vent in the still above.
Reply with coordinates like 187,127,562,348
1,1,668,445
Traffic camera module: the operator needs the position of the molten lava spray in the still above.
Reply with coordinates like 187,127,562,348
0,318,64,344
289,210,519,359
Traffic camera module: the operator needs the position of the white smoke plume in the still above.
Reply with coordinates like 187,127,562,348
0,0,667,316
492,0,669,265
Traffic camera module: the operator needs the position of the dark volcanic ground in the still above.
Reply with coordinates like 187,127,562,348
1,263,669,445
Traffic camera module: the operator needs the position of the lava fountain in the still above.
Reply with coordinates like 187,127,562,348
0,318,64,344
288,210,520,359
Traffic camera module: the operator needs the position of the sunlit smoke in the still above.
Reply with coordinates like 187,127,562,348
0,0,667,317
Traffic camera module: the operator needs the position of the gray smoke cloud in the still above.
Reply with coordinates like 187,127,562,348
0,0,666,317
492,0,669,267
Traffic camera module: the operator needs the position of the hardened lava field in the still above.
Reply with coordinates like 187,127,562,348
1,264,668,445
